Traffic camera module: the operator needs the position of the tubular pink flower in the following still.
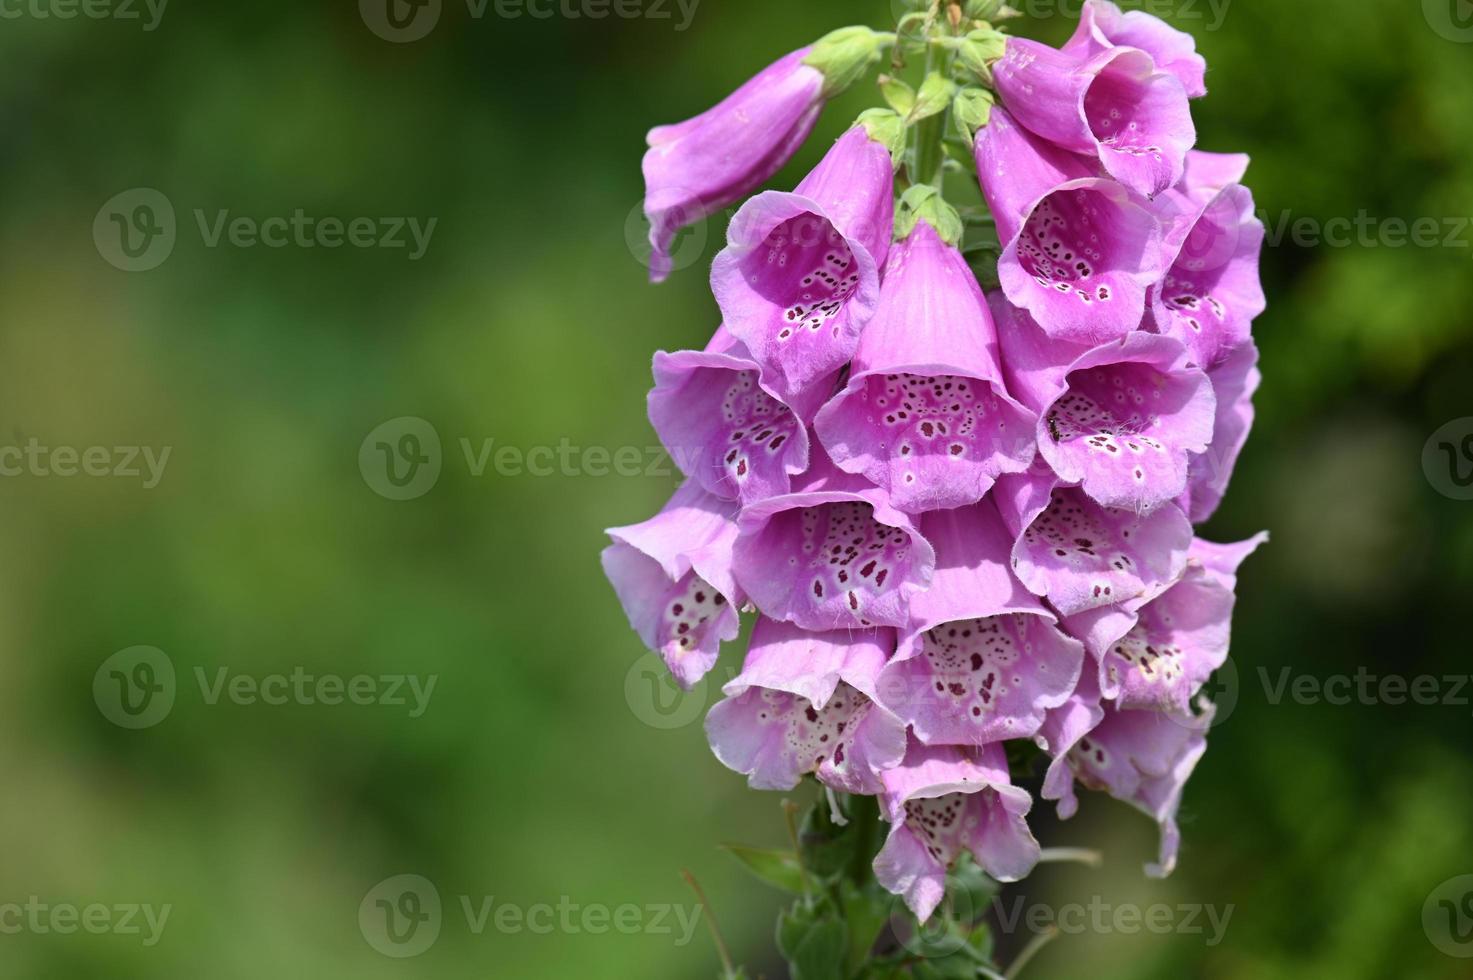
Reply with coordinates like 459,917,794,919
1180,339,1260,523
993,37,1196,198
1034,668,1105,820
994,294,1216,514
648,326,834,506
874,740,1041,922
1067,701,1214,877
643,48,825,283
1063,533,1267,713
1065,0,1209,99
813,221,1036,513
601,483,743,689
712,126,895,404
876,501,1084,746
993,467,1192,618
975,107,1166,344
1151,183,1266,371
732,455,936,631
705,618,907,794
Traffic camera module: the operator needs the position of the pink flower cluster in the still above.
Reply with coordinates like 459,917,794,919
606,0,1265,921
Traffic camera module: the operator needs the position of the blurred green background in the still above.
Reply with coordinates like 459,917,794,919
1,0,1470,976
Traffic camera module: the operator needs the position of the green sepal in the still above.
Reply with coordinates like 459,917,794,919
879,75,916,116
909,71,957,124
956,27,1009,82
805,26,888,98
777,902,849,980
857,108,908,169
719,843,807,895
896,185,965,247
952,87,996,143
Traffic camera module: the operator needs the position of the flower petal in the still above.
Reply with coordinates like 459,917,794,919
706,618,906,793
649,326,832,506
1069,702,1214,876
713,127,894,402
875,741,1040,921
979,112,1166,344
1066,0,1208,98
733,461,936,631
643,48,825,283
814,222,1037,512
602,483,743,688
994,468,1193,617
877,502,1085,745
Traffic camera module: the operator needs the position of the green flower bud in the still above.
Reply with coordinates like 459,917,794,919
805,26,889,99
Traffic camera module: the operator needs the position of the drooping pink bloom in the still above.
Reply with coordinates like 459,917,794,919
648,326,834,506
993,37,1196,198
601,483,743,689
1179,340,1260,523
876,501,1084,746
994,293,1216,514
712,126,895,403
705,618,907,794
975,107,1165,344
1065,0,1208,99
1034,668,1105,820
813,220,1036,513
1151,182,1265,371
992,468,1192,618
1063,534,1266,714
732,454,936,631
643,48,826,283
874,740,1041,922
1067,701,1214,877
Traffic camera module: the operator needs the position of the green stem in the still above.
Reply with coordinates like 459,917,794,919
911,41,948,188
847,793,882,886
